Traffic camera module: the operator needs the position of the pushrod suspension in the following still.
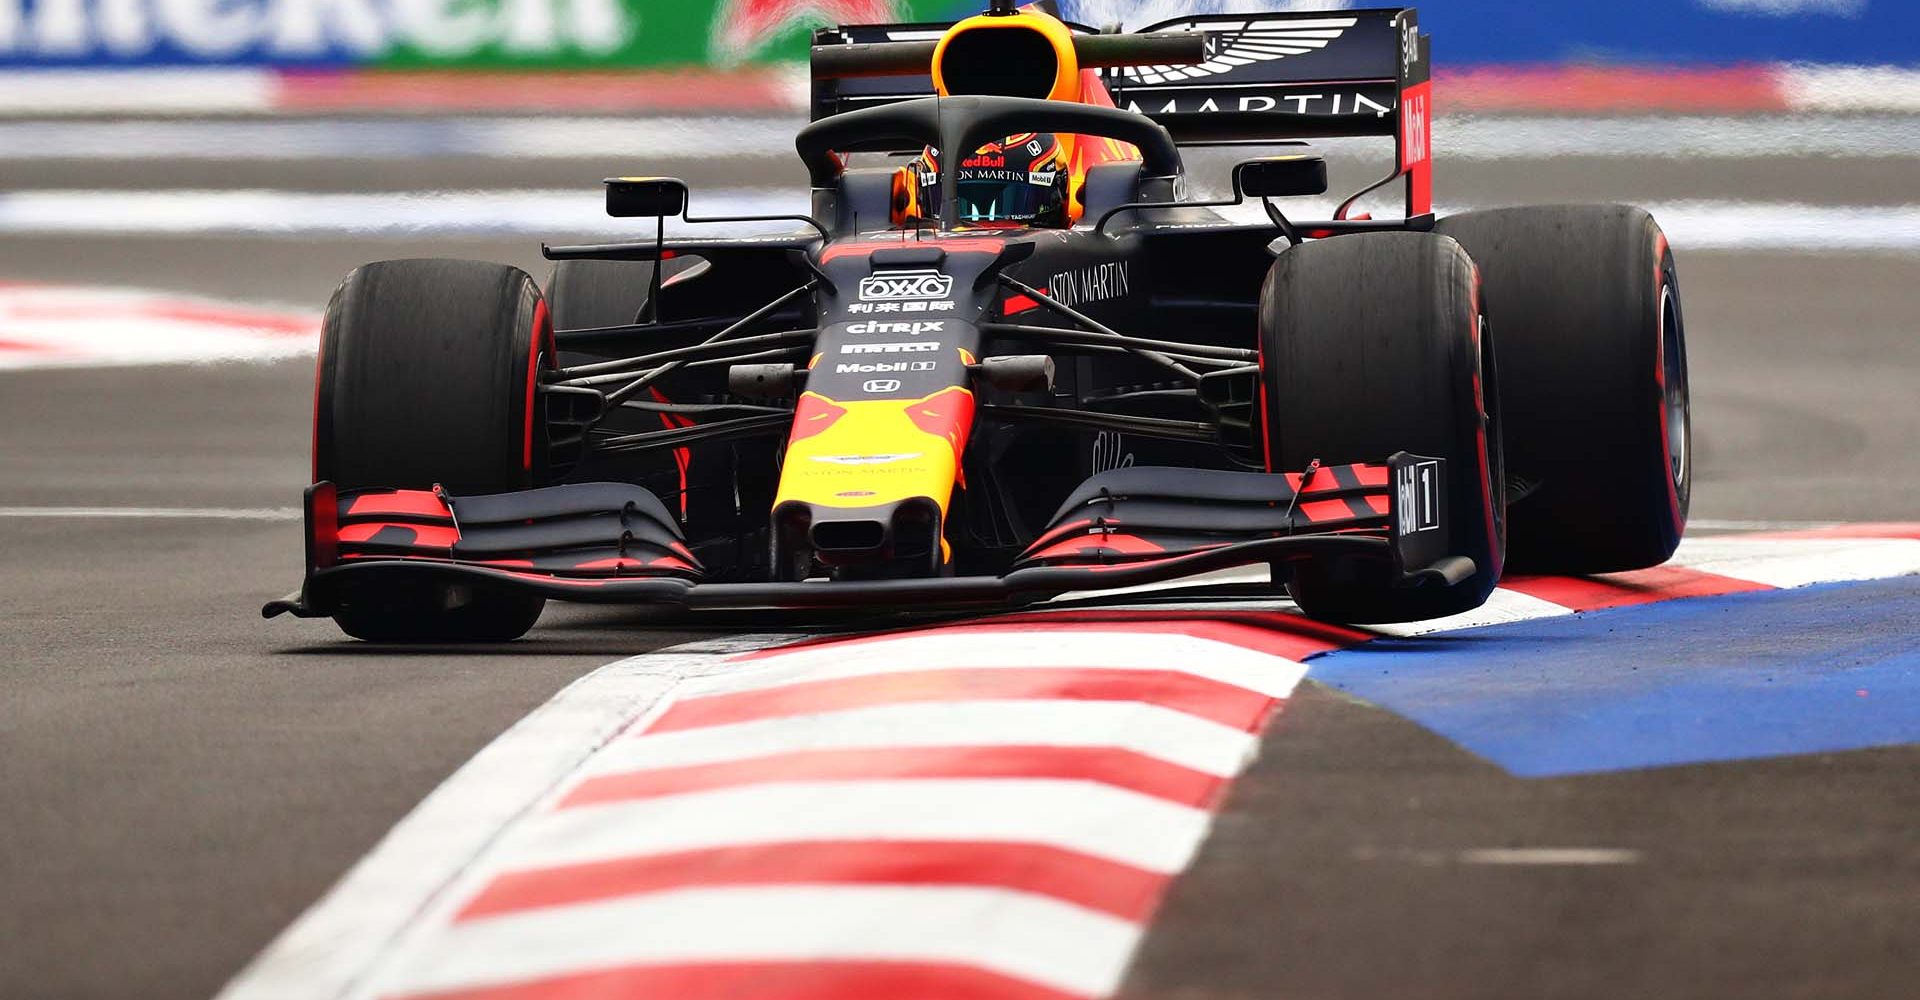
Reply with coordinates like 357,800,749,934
995,275,1200,383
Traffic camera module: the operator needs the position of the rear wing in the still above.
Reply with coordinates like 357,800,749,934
810,6,1432,217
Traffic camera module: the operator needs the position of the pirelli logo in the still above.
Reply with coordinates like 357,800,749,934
841,342,941,355
859,269,954,302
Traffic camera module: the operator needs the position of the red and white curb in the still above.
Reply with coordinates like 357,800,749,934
0,284,316,370
218,526,1920,1000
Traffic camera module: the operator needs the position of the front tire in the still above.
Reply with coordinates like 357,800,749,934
1259,232,1506,624
314,258,550,642
1436,205,1689,573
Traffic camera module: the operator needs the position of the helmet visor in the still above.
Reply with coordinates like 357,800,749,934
952,178,1057,224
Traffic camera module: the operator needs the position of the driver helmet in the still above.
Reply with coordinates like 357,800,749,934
912,132,1069,228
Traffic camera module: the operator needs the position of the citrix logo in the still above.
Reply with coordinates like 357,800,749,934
845,320,945,336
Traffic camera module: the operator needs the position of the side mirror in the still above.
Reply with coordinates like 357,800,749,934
604,177,688,218
1233,154,1328,199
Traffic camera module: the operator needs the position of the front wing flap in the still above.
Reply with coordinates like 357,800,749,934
264,454,1469,618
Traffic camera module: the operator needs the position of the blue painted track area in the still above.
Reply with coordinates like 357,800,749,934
1310,577,1920,778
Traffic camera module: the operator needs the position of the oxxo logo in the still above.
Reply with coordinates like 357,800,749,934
841,342,941,355
859,269,954,302
835,361,937,375
845,320,944,336
862,379,903,393
1396,460,1442,535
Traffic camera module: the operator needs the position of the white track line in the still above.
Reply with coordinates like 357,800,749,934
1456,848,1643,866
0,69,276,115
0,116,799,161
1668,535,1920,588
1367,588,1580,638
0,283,317,371
0,506,302,520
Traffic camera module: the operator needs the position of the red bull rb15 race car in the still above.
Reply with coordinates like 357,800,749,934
265,2,1692,641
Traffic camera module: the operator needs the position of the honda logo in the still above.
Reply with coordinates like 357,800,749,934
862,379,903,393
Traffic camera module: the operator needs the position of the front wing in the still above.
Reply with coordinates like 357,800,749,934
263,454,1470,618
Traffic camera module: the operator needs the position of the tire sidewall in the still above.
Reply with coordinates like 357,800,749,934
1258,233,1505,622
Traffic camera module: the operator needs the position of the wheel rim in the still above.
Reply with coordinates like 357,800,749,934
1659,282,1691,512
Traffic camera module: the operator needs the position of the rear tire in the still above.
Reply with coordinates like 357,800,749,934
1259,232,1505,624
1436,205,1689,573
315,258,550,642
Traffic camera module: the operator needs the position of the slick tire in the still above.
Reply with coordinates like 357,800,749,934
1436,205,1689,573
1260,232,1506,624
314,258,550,642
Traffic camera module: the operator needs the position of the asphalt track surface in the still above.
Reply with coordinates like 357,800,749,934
2,133,1917,1000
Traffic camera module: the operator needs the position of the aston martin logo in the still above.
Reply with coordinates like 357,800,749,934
712,0,901,61
1121,17,1358,85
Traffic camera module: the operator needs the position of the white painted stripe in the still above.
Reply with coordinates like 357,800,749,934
0,68,274,115
688,630,1309,700
371,885,1139,1000
0,284,316,371
11,113,1920,163
1670,535,1920,588
1689,517,1841,532
0,188,801,239
1435,113,1920,160
1456,847,1642,866
1368,587,1576,638
1781,65,1920,114
0,116,799,161
497,778,1212,875
1627,200,1920,254
0,505,301,520
587,699,1261,778
5,190,1917,254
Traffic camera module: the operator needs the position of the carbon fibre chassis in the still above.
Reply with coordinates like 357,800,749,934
263,453,1470,617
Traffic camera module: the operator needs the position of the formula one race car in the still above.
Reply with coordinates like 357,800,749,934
266,2,1691,641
